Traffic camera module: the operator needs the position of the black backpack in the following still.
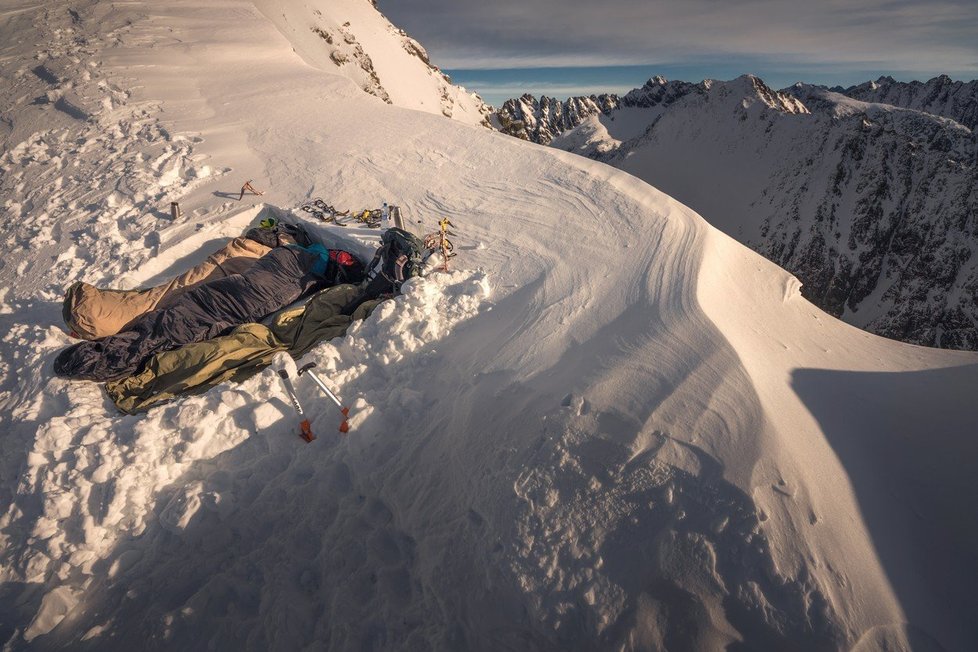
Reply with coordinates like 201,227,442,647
245,221,315,248
360,228,429,298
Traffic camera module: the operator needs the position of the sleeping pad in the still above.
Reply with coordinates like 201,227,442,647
54,244,361,381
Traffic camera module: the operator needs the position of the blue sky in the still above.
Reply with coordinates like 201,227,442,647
378,0,978,107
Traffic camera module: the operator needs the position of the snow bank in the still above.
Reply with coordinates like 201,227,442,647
8,265,489,644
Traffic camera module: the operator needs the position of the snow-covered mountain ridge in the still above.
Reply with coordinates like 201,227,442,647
496,92,620,145
1,2,977,651
497,75,807,145
836,75,978,131
500,75,978,349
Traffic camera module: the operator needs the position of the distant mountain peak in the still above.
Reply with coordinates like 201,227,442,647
706,74,810,114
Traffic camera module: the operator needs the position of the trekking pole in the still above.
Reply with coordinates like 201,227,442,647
298,363,351,433
277,368,315,442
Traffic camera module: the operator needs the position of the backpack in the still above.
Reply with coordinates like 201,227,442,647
245,220,315,248
360,227,429,298
296,243,365,286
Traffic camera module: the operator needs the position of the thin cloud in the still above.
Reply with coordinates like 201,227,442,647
378,0,978,77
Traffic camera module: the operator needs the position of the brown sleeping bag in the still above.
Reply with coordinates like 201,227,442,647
63,236,272,340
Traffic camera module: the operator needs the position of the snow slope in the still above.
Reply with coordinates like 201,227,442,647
1,2,977,650
252,0,491,126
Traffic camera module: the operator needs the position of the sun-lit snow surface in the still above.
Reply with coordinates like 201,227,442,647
251,0,490,126
1,1,977,650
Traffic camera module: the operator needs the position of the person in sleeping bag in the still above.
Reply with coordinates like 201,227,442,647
54,244,364,382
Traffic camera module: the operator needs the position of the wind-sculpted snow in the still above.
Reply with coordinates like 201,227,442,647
1,2,977,651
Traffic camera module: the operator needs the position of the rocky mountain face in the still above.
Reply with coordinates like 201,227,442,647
837,75,978,131
311,18,491,125
494,75,978,350
496,93,620,144
495,75,706,144
311,20,391,103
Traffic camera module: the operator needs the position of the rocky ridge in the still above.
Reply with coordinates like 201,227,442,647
496,92,620,144
836,75,978,131
495,75,803,144
312,20,391,104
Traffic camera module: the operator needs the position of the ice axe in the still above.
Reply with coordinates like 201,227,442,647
298,363,351,433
